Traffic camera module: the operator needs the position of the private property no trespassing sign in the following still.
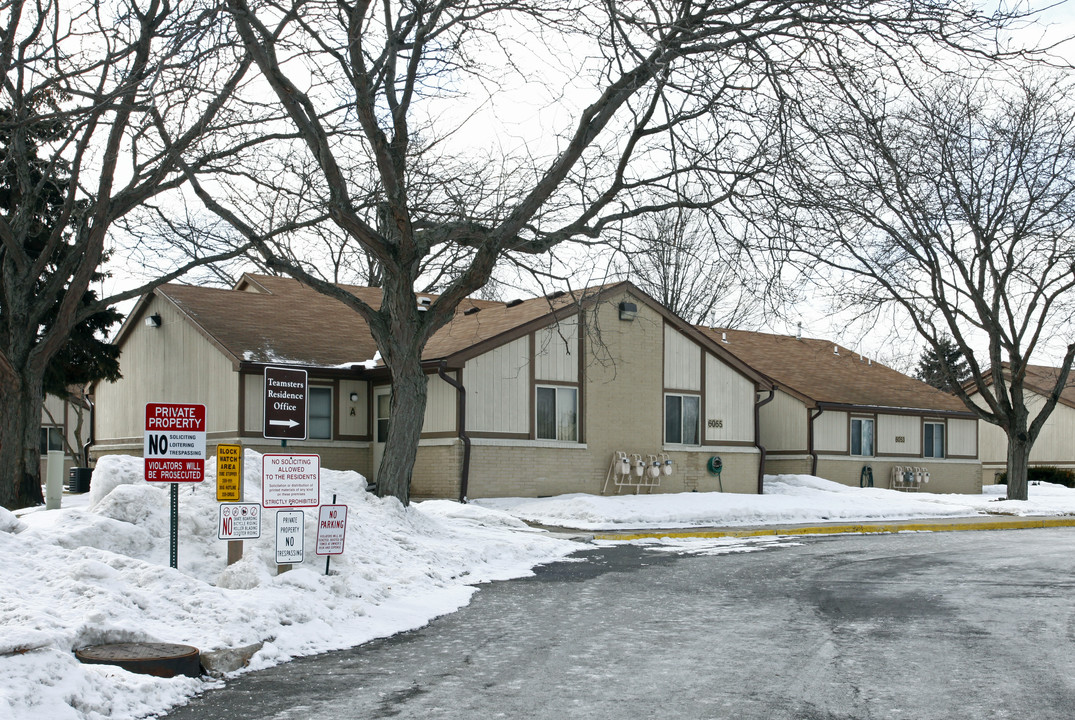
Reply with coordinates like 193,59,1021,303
144,403,206,482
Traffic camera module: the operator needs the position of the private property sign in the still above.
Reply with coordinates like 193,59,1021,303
262,454,320,508
144,403,206,482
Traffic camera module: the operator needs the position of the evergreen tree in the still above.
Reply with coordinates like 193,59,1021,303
915,336,970,391
0,106,122,398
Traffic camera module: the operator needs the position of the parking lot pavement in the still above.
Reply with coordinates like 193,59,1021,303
164,526,1075,720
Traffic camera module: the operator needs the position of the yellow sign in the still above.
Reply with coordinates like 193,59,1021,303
216,444,243,502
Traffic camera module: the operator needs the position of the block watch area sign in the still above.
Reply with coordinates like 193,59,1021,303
264,366,308,440
144,403,206,482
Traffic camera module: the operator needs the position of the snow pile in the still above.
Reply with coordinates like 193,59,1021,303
474,474,1075,530
1,451,578,720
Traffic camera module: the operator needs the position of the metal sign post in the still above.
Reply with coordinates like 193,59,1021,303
144,403,206,570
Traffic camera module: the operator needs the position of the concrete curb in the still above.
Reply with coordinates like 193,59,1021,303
590,515,1075,542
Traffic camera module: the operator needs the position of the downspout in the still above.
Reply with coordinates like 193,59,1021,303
437,361,471,504
754,386,775,494
82,392,95,468
809,405,825,476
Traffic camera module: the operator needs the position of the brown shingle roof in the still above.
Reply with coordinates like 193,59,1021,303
975,364,1075,410
696,327,970,414
155,275,620,368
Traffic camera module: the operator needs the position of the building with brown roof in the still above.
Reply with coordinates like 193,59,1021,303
91,275,773,499
696,328,981,494
968,365,1075,485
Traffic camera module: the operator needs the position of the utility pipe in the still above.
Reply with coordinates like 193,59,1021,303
754,387,776,494
809,405,825,476
437,361,471,504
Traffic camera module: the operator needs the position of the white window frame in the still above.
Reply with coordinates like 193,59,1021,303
309,386,333,440
535,385,579,442
924,421,945,458
665,393,701,445
850,417,875,457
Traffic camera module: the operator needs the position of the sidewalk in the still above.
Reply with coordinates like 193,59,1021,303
534,514,1075,542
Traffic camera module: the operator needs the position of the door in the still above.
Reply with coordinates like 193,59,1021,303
372,386,392,484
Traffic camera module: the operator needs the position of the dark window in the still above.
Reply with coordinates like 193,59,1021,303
536,386,578,441
851,417,874,456
309,387,332,440
39,427,63,455
924,422,945,458
665,394,700,445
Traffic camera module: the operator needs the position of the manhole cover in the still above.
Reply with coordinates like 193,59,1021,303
75,642,201,678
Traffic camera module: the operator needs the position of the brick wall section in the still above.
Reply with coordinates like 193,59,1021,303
763,457,813,477
816,458,982,494
411,443,463,499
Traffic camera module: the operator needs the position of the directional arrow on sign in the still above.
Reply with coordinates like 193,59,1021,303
269,419,300,428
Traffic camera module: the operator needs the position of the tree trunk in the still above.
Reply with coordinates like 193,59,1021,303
376,345,429,506
0,368,46,509
1005,429,1031,502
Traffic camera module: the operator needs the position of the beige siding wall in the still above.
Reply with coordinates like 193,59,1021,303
978,391,1075,483
664,324,701,391
464,335,529,434
243,373,262,434
94,296,239,442
704,354,754,443
814,410,848,453
816,456,981,494
948,418,977,457
339,379,368,436
758,390,807,452
534,317,579,382
423,373,457,434
877,414,922,456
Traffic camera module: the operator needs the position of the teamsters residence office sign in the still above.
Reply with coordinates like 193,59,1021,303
264,366,308,441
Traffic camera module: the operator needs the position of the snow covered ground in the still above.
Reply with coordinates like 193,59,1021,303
1,452,578,720
474,473,1075,530
4,458,1074,720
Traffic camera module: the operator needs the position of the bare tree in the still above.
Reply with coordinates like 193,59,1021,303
758,70,1075,501
191,0,1020,505
0,0,260,509
614,207,766,327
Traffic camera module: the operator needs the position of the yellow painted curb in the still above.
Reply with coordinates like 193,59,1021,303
592,516,1075,542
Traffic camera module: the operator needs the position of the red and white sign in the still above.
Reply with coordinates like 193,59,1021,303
144,403,206,482
315,504,348,555
262,454,320,508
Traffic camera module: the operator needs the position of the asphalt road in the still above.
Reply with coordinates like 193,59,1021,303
164,528,1075,719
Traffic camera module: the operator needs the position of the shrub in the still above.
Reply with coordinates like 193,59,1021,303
997,466,1075,488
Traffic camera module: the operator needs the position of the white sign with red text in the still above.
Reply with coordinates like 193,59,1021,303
144,403,206,482
262,454,320,508
315,504,348,555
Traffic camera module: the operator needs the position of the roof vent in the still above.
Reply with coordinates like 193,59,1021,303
796,322,802,340
417,296,432,312
721,331,729,343
833,345,839,355
464,306,481,316
547,290,566,300
506,298,524,308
